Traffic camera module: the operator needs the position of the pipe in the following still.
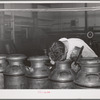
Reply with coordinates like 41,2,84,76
85,3,88,33
0,6,100,12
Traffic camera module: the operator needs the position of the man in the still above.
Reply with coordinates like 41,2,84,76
49,37,98,65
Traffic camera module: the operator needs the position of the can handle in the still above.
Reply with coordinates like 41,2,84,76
71,62,80,73
25,66,33,72
86,73,100,81
60,71,71,76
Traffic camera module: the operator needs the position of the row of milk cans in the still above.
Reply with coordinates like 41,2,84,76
0,54,100,89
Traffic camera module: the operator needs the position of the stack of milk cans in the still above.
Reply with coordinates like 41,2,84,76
0,53,100,89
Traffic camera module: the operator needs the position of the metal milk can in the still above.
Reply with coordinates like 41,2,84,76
74,57,100,89
4,54,27,89
0,54,7,89
49,60,75,89
26,56,50,89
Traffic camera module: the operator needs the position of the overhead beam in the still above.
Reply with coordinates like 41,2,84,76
0,6,100,12
0,1,100,3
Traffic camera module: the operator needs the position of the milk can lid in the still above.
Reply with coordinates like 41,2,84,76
56,59,72,64
0,54,7,59
78,57,100,64
28,56,49,61
7,54,26,60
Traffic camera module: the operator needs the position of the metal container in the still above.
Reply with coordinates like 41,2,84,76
4,54,27,89
49,60,75,89
74,57,100,89
0,54,7,89
26,56,50,89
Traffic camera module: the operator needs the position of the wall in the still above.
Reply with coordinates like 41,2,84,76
0,4,4,40
50,3,100,32
3,4,35,56
49,3,100,56
31,4,54,56
51,3,85,31
4,4,32,17
86,4,100,43
2,3,100,56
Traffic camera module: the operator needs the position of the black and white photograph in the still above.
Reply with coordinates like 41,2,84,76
0,1,100,99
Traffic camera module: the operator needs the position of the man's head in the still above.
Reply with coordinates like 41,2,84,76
48,41,67,62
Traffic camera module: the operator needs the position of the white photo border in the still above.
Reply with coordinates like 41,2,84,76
0,1,100,99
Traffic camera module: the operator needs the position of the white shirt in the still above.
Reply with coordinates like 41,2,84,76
59,38,98,60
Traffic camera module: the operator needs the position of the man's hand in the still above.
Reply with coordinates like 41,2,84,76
71,62,80,73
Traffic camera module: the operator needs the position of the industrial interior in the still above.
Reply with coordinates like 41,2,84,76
1,3,100,57
1,3,100,89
